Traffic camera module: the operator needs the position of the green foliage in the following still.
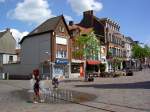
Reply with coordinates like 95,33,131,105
107,51,112,59
108,51,112,56
74,31,100,60
111,57,122,72
143,45,150,57
132,44,150,59
99,63,106,72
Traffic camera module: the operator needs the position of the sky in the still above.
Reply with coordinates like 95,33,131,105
0,0,150,45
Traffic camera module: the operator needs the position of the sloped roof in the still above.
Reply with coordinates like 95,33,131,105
20,15,69,44
28,15,63,36
126,37,134,43
68,24,79,30
78,26,93,34
68,24,93,34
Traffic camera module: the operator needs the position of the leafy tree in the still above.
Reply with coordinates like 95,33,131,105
143,45,150,57
111,57,122,72
132,44,150,59
132,44,145,59
99,63,106,72
73,31,100,60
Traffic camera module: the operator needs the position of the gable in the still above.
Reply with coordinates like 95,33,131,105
55,17,70,38
0,31,16,54
20,15,69,44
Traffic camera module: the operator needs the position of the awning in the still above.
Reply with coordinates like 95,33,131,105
87,60,101,65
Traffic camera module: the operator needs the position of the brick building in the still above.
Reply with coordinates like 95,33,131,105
4,15,71,79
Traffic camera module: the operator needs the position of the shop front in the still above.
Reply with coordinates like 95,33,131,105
71,61,84,78
53,59,70,79
86,60,101,77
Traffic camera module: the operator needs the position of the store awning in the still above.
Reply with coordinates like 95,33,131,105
87,60,101,65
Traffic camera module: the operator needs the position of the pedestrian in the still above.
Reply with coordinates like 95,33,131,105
33,77,42,103
52,77,59,89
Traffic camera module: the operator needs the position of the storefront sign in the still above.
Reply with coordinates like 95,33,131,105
55,59,68,64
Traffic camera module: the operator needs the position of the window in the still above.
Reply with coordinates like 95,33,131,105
56,37,67,45
9,56,13,62
56,50,67,58
71,64,80,73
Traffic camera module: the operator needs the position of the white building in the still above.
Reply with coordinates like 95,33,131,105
124,37,133,60
0,29,17,73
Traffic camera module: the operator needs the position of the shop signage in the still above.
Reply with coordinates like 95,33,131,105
55,59,68,64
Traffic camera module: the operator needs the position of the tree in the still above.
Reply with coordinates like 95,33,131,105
99,63,106,72
132,43,150,66
132,44,145,59
73,31,100,60
132,44,150,59
143,45,150,57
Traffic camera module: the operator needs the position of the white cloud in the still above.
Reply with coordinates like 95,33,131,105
8,0,54,24
0,0,5,2
10,29,29,48
64,15,73,22
10,29,29,42
68,0,103,15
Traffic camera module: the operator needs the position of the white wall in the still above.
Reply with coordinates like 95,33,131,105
3,54,17,64
125,41,132,60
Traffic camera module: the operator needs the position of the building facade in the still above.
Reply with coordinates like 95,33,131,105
99,18,126,71
4,15,71,79
3,11,137,79
68,21,100,78
20,15,71,79
0,28,17,73
124,37,134,60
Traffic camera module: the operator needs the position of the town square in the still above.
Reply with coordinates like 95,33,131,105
0,0,150,112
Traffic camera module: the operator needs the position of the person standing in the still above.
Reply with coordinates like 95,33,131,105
33,77,41,103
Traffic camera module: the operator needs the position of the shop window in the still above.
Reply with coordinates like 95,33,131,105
71,64,80,73
53,66,64,76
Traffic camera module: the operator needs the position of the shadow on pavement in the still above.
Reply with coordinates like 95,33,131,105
75,81,150,89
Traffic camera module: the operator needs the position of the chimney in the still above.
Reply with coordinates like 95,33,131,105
6,28,10,32
81,10,94,27
69,21,74,26
83,10,93,17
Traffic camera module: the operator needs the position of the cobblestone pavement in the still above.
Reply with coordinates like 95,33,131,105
0,69,150,112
